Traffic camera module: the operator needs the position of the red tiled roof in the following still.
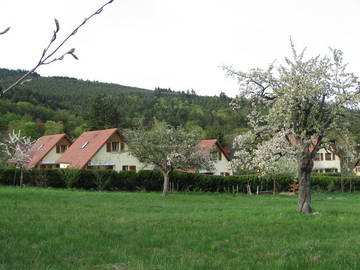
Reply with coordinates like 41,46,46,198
57,128,122,169
26,134,72,169
199,139,231,161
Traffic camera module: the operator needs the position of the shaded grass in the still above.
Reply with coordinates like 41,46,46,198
1,187,360,269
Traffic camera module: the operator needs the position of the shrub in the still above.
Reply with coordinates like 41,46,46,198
1,168,360,193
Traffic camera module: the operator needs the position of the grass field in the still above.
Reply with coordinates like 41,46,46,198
1,187,360,270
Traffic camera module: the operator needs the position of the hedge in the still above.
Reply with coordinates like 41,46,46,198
0,168,359,193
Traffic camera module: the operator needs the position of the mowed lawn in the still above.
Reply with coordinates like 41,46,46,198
1,187,360,270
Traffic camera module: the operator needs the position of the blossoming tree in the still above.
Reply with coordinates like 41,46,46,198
126,122,214,196
225,43,360,213
0,130,34,186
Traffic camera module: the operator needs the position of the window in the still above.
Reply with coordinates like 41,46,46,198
218,152,222,161
37,144,44,151
107,142,121,152
325,153,332,161
314,154,320,161
57,145,68,153
320,153,324,161
111,142,119,151
81,141,89,149
220,172,229,176
120,142,125,151
332,154,336,160
122,165,136,171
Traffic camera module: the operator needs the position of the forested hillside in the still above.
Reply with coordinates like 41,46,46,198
0,68,251,146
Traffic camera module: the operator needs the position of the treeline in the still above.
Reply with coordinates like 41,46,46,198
1,168,359,193
0,68,250,147
2,68,360,147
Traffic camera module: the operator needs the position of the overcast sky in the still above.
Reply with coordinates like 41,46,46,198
1,0,360,97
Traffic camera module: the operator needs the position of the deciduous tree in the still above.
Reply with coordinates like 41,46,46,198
225,42,360,213
0,130,34,186
126,121,214,196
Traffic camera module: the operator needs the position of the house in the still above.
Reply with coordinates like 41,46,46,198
57,128,145,171
198,139,233,176
26,133,72,169
287,135,341,174
312,148,341,173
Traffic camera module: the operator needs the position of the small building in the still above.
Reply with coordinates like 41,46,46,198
26,134,72,169
57,128,144,171
312,148,341,173
198,139,233,176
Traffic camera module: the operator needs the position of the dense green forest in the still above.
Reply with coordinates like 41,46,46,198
0,68,251,146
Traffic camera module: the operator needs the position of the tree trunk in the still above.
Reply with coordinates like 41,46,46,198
20,168,24,188
298,156,313,213
273,179,276,195
162,171,170,196
13,168,17,186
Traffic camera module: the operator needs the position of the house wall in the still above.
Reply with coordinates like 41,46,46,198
89,134,152,172
313,148,341,173
213,151,233,176
38,138,71,167
354,166,360,176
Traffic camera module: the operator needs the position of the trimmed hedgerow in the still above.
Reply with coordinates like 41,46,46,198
0,168,359,193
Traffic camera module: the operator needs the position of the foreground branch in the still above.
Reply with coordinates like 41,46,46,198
0,0,114,98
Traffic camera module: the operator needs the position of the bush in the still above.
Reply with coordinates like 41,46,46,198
1,168,360,193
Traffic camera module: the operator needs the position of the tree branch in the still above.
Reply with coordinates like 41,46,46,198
0,0,114,98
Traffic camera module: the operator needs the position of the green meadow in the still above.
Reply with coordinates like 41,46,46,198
1,186,360,270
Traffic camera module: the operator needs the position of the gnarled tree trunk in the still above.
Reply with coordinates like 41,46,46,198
298,154,313,213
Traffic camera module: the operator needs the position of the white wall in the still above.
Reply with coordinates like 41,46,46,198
41,147,63,164
90,143,153,172
211,151,233,176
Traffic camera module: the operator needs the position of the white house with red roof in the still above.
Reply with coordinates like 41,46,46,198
26,134,72,169
198,139,233,176
57,128,147,171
